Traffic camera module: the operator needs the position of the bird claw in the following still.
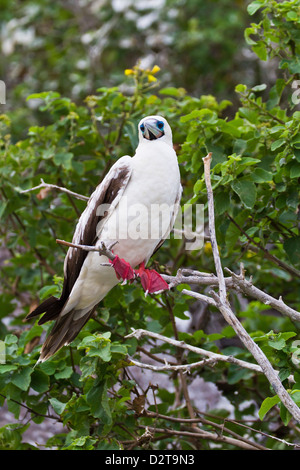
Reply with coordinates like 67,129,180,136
110,257,169,294
110,255,135,281
135,262,169,294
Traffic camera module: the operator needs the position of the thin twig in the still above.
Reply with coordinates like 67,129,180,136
126,329,262,373
55,239,117,262
161,269,300,322
137,424,261,450
20,178,89,202
127,356,217,372
225,265,300,322
203,153,227,304
143,411,268,450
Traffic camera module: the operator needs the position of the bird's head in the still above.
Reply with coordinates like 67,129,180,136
138,115,173,147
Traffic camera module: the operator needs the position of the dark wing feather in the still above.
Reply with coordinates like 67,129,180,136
61,160,132,305
26,156,132,325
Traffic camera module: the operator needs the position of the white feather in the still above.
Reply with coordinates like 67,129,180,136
62,116,182,318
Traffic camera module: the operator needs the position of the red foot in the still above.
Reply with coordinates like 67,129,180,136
136,262,169,295
110,257,169,294
111,255,135,281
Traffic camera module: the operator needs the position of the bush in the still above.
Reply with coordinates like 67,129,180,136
0,0,300,449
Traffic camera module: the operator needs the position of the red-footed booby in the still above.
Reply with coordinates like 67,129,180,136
27,115,182,361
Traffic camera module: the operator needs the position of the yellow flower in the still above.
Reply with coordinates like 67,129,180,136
124,68,134,76
204,241,212,255
151,65,161,74
147,74,157,83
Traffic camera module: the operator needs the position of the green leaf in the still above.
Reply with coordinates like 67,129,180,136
180,109,215,123
30,369,50,393
54,366,73,380
225,222,240,252
88,345,112,362
294,149,300,162
86,381,112,425
235,84,247,94
251,84,267,92
110,344,128,355
280,58,300,74
271,139,285,151
0,364,18,374
11,367,32,391
250,168,273,183
252,43,268,61
244,27,257,46
49,397,67,415
231,179,257,209
26,91,60,101
290,162,300,178
268,337,285,350
159,87,185,97
247,1,263,16
53,152,73,170
38,285,59,300
5,335,18,345
39,361,57,375
268,79,286,107
259,395,280,420
214,192,231,215
284,237,300,266
0,200,7,219
280,403,292,426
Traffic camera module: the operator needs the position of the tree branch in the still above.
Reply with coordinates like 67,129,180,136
32,169,300,424
137,424,261,450
161,268,300,323
125,328,262,373
203,152,228,304
20,178,89,202
202,152,300,424
55,238,117,262
127,355,218,373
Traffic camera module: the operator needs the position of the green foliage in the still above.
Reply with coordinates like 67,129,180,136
0,0,300,450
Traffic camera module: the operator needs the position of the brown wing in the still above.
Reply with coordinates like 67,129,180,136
61,155,132,304
26,155,132,324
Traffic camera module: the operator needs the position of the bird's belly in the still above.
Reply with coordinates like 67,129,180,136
100,183,177,266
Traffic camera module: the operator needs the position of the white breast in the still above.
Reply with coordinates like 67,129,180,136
63,139,181,313
100,140,180,266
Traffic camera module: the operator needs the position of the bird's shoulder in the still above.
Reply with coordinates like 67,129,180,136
61,154,133,301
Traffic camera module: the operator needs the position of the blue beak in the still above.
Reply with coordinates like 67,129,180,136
143,119,164,140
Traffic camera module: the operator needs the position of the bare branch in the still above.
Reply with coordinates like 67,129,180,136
56,239,117,262
181,288,217,307
225,265,300,322
127,356,217,373
137,424,261,451
161,269,300,323
20,178,89,202
203,152,228,304
126,328,262,373
202,152,300,424
144,411,268,450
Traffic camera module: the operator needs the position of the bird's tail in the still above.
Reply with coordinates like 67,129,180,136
26,296,94,362
38,308,95,362
26,296,64,325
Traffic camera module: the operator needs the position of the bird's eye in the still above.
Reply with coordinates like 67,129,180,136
157,121,164,130
140,124,145,132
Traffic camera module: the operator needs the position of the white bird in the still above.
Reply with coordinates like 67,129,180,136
27,115,182,361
